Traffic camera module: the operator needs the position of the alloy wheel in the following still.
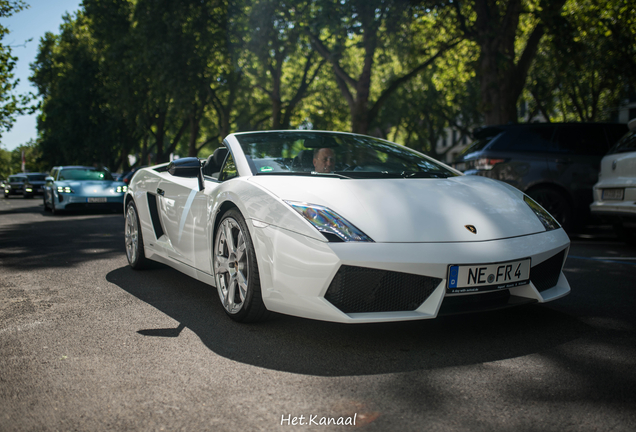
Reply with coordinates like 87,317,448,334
214,217,249,314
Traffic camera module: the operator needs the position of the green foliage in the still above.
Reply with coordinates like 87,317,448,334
0,140,47,177
526,0,636,122
0,0,34,138
23,0,636,170
30,14,120,169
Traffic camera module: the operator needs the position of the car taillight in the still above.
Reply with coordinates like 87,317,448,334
474,158,506,170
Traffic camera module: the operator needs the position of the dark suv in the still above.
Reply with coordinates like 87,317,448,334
453,123,628,230
4,174,27,197
23,173,48,198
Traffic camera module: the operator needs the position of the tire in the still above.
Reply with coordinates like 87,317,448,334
125,200,149,269
613,222,636,246
527,187,572,231
213,209,269,322
51,199,61,215
43,195,50,211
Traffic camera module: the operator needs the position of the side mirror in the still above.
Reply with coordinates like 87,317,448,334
45,176,54,182
167,157,204,191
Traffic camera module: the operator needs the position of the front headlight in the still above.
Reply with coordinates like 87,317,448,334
524,195,560,231
285,201,373,242
116,185,128,193
57,186,74,194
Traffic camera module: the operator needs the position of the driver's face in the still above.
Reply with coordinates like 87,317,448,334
313,148,335,173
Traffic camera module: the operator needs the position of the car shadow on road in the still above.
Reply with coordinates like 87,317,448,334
0,215,124,269
106,265,591,377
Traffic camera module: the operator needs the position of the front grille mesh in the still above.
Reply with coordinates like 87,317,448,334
324,266,441,313
530,250,566,292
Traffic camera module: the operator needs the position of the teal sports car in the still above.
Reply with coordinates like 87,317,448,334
43,166,127,214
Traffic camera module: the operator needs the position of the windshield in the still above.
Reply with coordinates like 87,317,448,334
58,169,114,181
608,130,636,155
26,174,47,181
235,132,457,179
456,135,499,160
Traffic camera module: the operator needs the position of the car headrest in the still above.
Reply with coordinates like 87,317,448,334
214,147,228,166
202,147,228,176
292,150,315,171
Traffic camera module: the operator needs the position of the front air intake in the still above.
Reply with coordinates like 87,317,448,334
324,266,441,313
530,249,566,292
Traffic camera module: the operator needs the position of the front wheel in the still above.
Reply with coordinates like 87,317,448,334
125,200,149,269
527,187,572,231
213,209,269,322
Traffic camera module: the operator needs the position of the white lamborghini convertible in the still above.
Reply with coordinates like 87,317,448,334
124,131,571,323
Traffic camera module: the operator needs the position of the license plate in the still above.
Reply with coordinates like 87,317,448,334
602,188,624,200
447,258,531,293
87,197,107,203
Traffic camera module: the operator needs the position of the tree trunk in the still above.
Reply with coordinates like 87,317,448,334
188,113,200,157
155,111,166,163
470,0,566,125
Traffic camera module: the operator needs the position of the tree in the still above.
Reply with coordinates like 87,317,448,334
526,0,636,122
244,0,326,130
451,0,566,125
30,14,122,169
0,139,47,177
0,0,33,138
307,0,461,134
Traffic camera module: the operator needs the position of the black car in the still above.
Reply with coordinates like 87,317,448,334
121,165,148,184
3,174,27,197
22,173,48,198
453,122,628,230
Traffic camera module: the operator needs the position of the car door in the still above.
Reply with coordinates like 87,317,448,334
157,172,219,273
548,124,610,212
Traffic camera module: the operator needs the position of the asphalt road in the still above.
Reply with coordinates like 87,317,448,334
1,196,635,431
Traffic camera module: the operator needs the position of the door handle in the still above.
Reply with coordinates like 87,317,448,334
156,188,165,196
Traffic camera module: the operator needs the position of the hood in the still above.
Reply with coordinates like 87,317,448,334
249,175,547,242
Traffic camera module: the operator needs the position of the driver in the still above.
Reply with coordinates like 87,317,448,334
313,147,335,173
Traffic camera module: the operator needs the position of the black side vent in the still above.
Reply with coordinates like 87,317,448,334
530,250,566,292
324,266,441,313
146,193,164,240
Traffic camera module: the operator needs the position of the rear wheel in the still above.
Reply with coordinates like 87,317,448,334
213,209,269,322
527,187,572,231
125,200,149,269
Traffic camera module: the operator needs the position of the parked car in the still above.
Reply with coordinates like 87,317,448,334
124,130,571,324
3,174,27,197
453,122,628,230
122,166,148,184
22,173,48,198
43,166,128,214
590,118,636,243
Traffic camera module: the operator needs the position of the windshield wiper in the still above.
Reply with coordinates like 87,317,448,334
401,171,450,179
256,171,351,179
